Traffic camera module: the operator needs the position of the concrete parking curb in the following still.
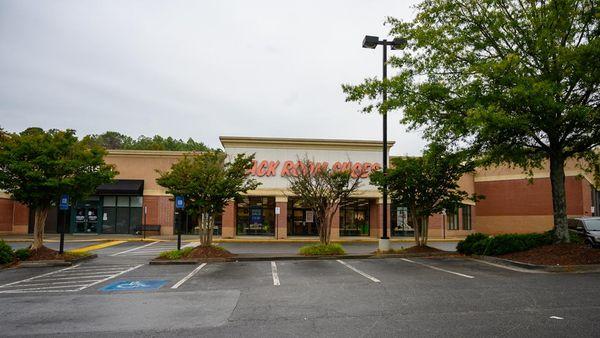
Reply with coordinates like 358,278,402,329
149,251,458,265
17,254,98,268
472,255,600,273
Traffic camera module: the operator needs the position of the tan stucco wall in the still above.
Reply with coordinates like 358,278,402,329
105,150,187,196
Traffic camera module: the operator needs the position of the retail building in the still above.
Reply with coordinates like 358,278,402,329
1,136,598,239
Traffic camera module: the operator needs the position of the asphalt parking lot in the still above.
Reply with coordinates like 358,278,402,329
1,241,599,337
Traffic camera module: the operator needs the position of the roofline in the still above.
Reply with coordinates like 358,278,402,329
219,136,395,151
106,149,196,157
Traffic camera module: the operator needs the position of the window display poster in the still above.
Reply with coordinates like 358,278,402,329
250,207,262,224
305,210,314,223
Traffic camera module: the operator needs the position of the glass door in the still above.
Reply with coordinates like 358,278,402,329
74,203,99,233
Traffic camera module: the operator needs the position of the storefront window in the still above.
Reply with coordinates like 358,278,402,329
236,197,275,236
447,206,459,230
287,198,319,236
101,195,143,234
177,212,222,236
340,198,370,236
391,205,414,236
461,205,472,230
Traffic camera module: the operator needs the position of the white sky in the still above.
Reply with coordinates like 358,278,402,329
0,0,426,155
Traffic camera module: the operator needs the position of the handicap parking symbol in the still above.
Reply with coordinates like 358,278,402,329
100,280,167,292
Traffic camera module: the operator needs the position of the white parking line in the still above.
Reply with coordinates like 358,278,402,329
171,263,207,289
271,261,280,286
336,260,380,283
0,264,80,289
76,264,144,291
401,258,475,279
110,241,159,256
0,264,143,293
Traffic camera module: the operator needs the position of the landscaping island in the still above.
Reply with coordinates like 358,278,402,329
0,240,93,268
458,232,600,268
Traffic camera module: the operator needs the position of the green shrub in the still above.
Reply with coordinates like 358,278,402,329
0,240,15,264
456,233,489,255
14,248,31,261
158,247,194,260
299,243,345,256
458,232,553,256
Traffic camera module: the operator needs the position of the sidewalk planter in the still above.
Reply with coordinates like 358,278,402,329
149,251,458,265
18,254,97,268
472,255,600,273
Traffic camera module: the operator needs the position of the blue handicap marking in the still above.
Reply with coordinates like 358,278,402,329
100,280,167,292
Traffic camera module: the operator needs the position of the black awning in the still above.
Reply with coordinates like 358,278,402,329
96,179,144,196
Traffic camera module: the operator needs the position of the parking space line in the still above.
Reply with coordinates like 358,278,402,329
0,264,81,289
110,241,159,256
271,261,280,286
401,258,475,279
171,263,207,289
76,264,144,291
336,260,380,283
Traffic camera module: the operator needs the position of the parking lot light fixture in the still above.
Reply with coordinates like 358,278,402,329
361,34,406,251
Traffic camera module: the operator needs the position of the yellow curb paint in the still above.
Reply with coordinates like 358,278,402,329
70,240,127,253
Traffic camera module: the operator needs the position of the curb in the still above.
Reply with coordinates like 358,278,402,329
149,251,458,265
17,254,98,268
472,255,600,273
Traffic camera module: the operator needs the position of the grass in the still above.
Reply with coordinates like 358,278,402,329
374,248,406,255
158,247,194,260
299,243,345,256
63,251,93,260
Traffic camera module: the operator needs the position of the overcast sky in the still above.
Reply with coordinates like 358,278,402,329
0,0,425,155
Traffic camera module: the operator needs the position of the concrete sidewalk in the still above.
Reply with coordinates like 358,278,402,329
0,233,463,243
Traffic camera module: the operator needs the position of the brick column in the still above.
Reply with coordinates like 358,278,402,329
369,199,380,238
275,196,288,239
330,208,340,240
221,201,236,238
376,198,391,238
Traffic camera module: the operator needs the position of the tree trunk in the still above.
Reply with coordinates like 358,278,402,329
411,214,420,247
198,212,213,247
549,154,570,243
422,216,429,246
31,206,49,250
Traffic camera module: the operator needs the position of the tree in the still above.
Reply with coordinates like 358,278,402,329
156,150,259,247
82,131,133,149
83,131,209,151
371,143,481,246
286,158,362,244
0,128,116,250
344,0,599,242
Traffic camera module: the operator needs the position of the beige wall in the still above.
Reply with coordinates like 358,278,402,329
105,150,186,196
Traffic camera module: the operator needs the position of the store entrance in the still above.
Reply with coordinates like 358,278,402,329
74,202,99,234
287,199,319,236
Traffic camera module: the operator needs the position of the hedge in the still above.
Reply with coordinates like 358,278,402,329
0,240,15,264
457,232,553,256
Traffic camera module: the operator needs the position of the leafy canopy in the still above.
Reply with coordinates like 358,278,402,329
156,150,260,216
0,128,117,208
344,0,599,169
370,143,481,218
83,131,209,152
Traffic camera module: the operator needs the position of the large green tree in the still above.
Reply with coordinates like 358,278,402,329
84,131,209,151
370,143,481,246
156,150,259,247
344,0,599,242
287,158,362,244
0,128,116,250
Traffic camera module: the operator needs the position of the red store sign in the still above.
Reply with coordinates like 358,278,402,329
247,160,382,178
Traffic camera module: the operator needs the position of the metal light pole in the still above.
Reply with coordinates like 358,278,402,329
362,35,406,251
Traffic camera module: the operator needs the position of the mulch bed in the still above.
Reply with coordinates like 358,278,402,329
402,245,445,254
185,246,235,259
26,246,86,261
499,243,600,266
374,245,445,255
